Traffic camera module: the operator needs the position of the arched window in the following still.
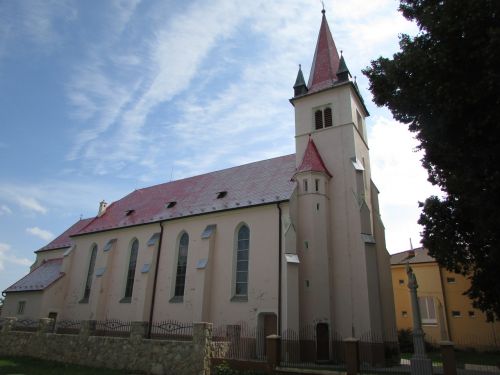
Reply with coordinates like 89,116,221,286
124,239,139,299
315,110,323,130
174,232,189,297
235,225,250,296
83,244,97,301
324,107,332,127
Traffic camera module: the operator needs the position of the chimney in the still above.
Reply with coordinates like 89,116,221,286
98,200,108,217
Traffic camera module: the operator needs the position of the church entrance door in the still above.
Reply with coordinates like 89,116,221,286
316,322,330,361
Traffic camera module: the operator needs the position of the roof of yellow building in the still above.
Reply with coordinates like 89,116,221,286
390,247,436,265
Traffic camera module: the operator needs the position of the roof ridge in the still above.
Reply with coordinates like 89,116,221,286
390,246,425,256
136,153,296,193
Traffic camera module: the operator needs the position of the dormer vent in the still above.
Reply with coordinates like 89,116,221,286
216,191,227,199
125,209,135,216
166,201,177,209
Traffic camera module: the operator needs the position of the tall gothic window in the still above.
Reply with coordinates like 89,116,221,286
83,244,98,301
124,239,139,299
174,232,189,298
235,225,250,296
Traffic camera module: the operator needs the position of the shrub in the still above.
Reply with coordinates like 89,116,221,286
398,329,414,353
213,361,239,375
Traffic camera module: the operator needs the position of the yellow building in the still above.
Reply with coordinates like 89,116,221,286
391,247,500,350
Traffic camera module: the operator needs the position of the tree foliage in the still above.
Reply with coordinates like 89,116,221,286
363,0,500,319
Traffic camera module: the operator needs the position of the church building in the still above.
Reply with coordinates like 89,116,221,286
2,10,397,364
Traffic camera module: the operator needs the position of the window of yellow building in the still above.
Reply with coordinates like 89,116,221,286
419,296,437,324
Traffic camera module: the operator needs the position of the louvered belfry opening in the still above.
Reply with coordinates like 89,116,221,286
315,110,323,130
324,107,332,127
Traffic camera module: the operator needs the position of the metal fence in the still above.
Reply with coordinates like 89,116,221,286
12,318,39,332
94,319,132,338
212,323,265,361
55,319,82,335
280,325,345,369
149,320,193,341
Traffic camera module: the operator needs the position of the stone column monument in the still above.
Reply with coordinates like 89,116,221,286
407,263,433,375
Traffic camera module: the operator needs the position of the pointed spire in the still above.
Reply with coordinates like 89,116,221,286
293,64,308,97
336,51,351,82
307,9,341,93
295,137,332,177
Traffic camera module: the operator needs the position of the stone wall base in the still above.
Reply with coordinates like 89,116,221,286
0,331,206,375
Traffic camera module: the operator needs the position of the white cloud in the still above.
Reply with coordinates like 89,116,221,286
369,116,442,253
0,205,12,215
16,196,48,214
66,0,254,174
0,243,32,272
26,227,55,242
0,0,77,61
63,0,417,180
0,179,132,220
0,187,48,214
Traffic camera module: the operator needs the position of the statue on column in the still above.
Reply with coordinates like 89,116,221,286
406,262,433,375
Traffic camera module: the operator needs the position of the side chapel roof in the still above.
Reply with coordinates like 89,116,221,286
3,258,64,293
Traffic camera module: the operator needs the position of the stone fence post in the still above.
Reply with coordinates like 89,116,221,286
79,320,96,337
344,337,360,375
1,317,17,333
440,341,457,375
193,322,213,375
130,321,148,341
266,334,281,371
38,318,54,334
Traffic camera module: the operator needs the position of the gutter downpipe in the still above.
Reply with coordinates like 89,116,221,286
147,222,165,339
277,203,282,335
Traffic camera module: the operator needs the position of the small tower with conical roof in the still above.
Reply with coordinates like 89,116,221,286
336,51,351,82
293,64,308,96
288,8,397,366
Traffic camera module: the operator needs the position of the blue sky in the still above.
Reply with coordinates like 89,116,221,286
0,0,439,292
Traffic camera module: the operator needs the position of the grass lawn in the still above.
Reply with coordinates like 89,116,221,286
0,356,130,375
401,350,500,368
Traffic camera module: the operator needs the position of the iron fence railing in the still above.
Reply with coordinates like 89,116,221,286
55,319,82,335
12,318,39,332
280,325,345,369
149,320,193,341
94,319,132,338
212,323,264,361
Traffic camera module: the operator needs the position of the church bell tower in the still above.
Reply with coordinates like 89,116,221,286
289,8,397,366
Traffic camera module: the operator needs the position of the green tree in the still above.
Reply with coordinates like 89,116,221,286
363,0,500,319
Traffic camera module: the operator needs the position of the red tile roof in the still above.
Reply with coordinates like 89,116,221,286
3,258,64,293
75,154,297,236
36,218,93,252
295,138,332,177
307,11,341,94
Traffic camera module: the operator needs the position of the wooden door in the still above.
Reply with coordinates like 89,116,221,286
316,323,330,361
